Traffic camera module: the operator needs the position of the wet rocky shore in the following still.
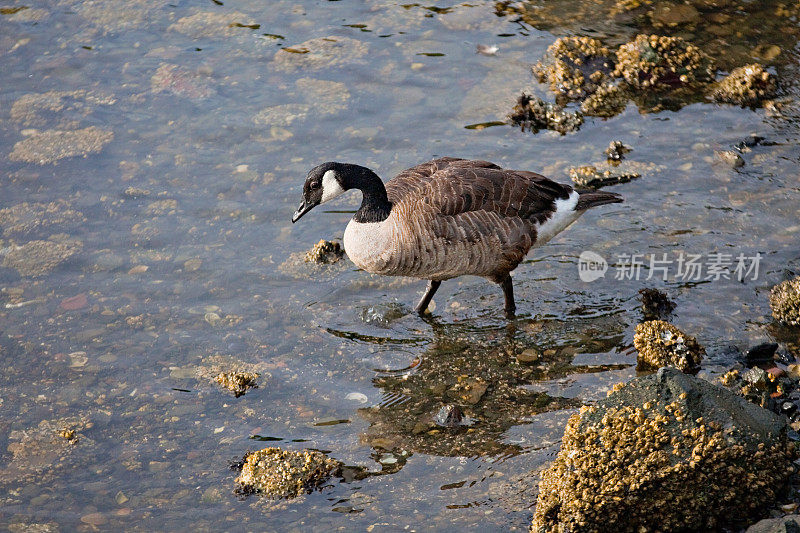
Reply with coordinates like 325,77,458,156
2,0,800,531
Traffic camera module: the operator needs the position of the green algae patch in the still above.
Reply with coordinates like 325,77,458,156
531,368,795,532
633,320,704,373
9,127,113,164
235,448,341,498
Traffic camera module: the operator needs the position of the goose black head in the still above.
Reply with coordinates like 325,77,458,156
292,162,347,223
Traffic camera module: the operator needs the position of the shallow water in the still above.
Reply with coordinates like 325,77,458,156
1,0,799,531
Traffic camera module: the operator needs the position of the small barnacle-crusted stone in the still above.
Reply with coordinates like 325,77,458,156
769,276,800,326
214,371,258,397
614,34,714,90
304,239,344,264
580,83,628,117
633,320,704,373
235,447,341,498
531,368,795,532
569,165,639,188
603,140,631,162
712,64,776,107
509,93,583,135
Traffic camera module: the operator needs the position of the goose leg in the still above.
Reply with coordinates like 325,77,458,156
415,280,441,315
498,275,516,318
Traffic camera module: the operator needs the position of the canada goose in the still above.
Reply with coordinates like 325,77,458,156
292,157,622,317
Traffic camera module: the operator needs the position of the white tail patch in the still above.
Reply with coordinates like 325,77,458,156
320,169,346,203
534,190,582,246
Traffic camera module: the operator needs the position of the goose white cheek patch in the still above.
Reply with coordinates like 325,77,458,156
320,170,346,203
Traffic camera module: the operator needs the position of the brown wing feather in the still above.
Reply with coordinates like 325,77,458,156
382,159,576,279
385,157,502,205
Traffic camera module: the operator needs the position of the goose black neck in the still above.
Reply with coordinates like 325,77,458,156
339,164,392,223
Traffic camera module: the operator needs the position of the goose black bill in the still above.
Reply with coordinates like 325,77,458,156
292,199,317,223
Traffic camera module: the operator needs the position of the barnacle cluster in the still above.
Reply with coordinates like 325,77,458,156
235,447,341,498
304,239,344,264
509,94,583,135
579,83,628,117
712,63,777,107
569,165,639,188
770,276,800,326
614,34,713,90
633,320,704,373
214,371,259,397
531,369,794,532
532,37,615,100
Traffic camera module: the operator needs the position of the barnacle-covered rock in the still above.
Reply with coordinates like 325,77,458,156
531,368,795,532
580,83,628,117
603,140,631,162
633,320,704,373
509,94,583,135
770,277,800,326
235,448,341,498
569,164,639,188
532,37,615,100
614,34,714,90
214,371,258,397
304,239,344,264
712,63,777,107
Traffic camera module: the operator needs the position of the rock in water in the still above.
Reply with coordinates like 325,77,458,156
304,239,344,264
235,448,340,498
531,368,795,532
634,320,704,373
746,515,800,533
770,277,800,326
712,64,776,108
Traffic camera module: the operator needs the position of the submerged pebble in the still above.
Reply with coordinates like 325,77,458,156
151,64,216,100
9,127,114,164
273,36,368,72
1,239,83,277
